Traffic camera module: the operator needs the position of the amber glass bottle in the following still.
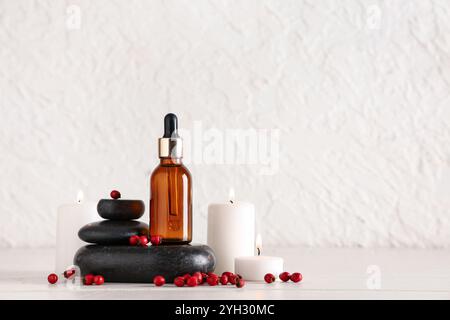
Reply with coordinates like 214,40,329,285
150,114,192,244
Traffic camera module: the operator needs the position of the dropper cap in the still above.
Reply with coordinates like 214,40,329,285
159,113,183,158
163,113,179,138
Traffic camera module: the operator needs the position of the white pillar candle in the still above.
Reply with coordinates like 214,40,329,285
55,191,97,273
207,190,255,274
235,234,284,281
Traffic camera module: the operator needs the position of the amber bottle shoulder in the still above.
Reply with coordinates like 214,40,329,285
151,161,192,178
153,163,191,175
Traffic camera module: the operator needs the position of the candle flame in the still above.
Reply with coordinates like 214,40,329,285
256,234,262,256
76,190,84,203
229,188,235,204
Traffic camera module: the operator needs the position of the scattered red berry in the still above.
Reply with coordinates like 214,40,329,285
228,274,238,285
84,274,95,285
94,275,105,285
236,278,245,288
290,272,302,283
182,273,191,282
187,276,198,287
129,235,140,246
192,272,203,284
222,271,233,278
110,190,121,199
279,272,291,282
153,275,165,286
47,273,58,284
139,235,149,247
207,275,219,286
63,269,76,279
150,235,162,246
174,276,185,287
201,272,208,283
264,273,276,283
219,275,229,285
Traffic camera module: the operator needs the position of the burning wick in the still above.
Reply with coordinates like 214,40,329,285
256,234,262,256
76,190,84,204
229,188,235,204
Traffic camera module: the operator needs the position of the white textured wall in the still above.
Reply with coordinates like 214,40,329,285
1,0,449,248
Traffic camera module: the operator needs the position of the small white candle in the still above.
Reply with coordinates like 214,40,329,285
55,191,97,273
235,234,284,281
207,189,255,274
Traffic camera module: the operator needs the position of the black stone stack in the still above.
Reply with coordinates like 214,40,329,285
78,199,148,245
74,199,216,283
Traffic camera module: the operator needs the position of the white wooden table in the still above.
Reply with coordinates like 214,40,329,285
0,247,448,299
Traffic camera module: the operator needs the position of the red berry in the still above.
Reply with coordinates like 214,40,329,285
153,275,165,286
63,269,76,279
139,236,149,247
192,272,203,284
110,190,121,199
150,235,162,246
222,271,233,278
290,272,302,283
228,274,238,285
201,272,208,283
264,273,276,283
47,273,58,284
187,276,198,287
236,278,245,288
129,235,140,246
182,273,191,282
94,275,105,285
206,275,219,286
279,272,291,282
174,276,185,287
84,274,95,285
219,275,228,285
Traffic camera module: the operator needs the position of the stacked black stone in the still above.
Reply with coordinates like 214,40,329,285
78,199,148,245
74,199,216,283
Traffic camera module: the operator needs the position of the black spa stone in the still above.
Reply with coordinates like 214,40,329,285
78,220,148,245
74,244,216,283
97,199,145,220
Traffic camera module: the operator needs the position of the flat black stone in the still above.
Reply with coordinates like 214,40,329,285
78,220,148,245
74,244,216,283
97,199,145,220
